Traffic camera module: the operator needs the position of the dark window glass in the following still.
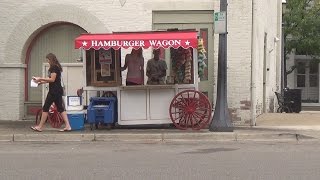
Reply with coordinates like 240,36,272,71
297,75,306,87
297,62,306,74
309,62,319,74
309,75,318,87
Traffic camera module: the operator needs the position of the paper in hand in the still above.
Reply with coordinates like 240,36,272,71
30,79,38,87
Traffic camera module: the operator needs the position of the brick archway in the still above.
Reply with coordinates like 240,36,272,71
3,4,109,119
4,4,109,65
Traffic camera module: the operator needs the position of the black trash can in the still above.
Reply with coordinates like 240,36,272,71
284,89,302,113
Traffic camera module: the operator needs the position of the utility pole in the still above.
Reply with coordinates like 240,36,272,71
209,0,233,132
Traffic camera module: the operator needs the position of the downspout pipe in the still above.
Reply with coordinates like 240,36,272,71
250,0,257,126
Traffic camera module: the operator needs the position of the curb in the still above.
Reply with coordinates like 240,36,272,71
94,133,163,142
0,135,13,142
246,126,320,131
235,133,298,141
162,132,235,142
13,134,95,142
3,132,318,142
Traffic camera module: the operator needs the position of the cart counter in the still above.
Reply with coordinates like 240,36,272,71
84,84,196,125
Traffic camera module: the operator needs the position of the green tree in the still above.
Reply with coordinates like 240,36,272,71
284,0,320,75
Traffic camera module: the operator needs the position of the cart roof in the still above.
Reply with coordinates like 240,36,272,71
75,30,198,50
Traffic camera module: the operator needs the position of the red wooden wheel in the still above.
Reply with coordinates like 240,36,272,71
47,104,64,128
34,105,64,128
169,90,212,130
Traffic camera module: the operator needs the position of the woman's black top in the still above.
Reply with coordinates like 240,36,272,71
48,65,63,95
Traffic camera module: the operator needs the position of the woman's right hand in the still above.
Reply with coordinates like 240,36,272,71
32,76,41,83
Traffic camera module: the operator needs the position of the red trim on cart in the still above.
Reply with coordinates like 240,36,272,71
75,31,198,50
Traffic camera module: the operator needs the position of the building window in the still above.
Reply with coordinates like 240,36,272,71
296,62,306,87
309,61,318,87
295,61,319,88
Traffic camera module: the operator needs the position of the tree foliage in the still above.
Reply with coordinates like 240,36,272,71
284,0,320,58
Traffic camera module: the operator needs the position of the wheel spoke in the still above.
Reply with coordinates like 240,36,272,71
172,100,185,108
191,114,207,129
195,107,211,112
172,104,185,110
178,94,189,106
171,111,182,120
194,110,210,118
179,113,188,126
192,112,203,120
170,111,183,114
48,111,64,128
190,114,201,129
188,114,194,128
191,112,203,122
172,115,183,124
193,113,210,123
193,91,197,99
186,114,192,128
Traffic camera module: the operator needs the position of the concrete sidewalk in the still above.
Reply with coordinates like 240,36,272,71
1,112,320,142
255,112,320,130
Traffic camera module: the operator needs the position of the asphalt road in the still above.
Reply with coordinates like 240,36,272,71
0,141,319,180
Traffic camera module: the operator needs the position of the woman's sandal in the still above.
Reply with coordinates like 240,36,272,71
30,126,42,132
59,128,72,132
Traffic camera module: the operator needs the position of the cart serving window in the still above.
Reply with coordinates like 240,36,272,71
75,30,212,130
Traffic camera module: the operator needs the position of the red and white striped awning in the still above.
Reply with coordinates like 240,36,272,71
75,31,198,50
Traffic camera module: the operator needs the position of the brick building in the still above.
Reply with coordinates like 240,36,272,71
0,0,283,125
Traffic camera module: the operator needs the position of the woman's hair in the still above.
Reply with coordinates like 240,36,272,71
46,53,62,72
131,48,143,58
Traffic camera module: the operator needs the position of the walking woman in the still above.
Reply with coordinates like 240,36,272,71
31,53,71,132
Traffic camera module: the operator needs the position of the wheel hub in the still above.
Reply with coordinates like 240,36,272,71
185,106,196,114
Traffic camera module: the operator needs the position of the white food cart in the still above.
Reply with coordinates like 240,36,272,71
75,30,212,130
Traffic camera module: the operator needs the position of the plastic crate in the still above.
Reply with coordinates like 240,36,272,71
87,97,117,125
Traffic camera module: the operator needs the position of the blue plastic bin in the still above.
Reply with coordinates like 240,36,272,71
67,111,85,130
87,97,117,126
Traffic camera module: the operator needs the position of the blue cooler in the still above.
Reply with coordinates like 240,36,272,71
67,111,84,130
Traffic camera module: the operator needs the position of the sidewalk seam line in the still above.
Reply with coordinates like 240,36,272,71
161,133,164,142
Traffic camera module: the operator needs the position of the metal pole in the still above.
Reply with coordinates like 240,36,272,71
282,22,286,90
282,2,287,89
209,0,233,132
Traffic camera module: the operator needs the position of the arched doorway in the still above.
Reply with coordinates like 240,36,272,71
25,23,86,117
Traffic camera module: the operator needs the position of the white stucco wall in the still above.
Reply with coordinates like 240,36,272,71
0,0,282,123
286,53,296,88
251,0,282,121
224,0,254,123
